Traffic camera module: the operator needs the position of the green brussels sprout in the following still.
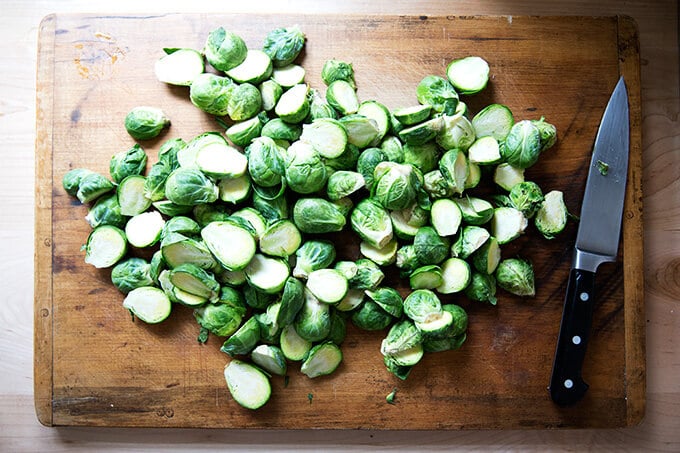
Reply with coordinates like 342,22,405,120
253,190,289,224
321,59,356,89
380,135,404,163
326,170,365,201
225,49,273,85
189,73,236,116
275,83,310,123
409,265,444,290
259,79,283,111
251,344,287,376
161,215,200,240
446,56,489,95
396,244,421,273
254,302,283,343
220,316,261,356
149,250,165,285
403,289,442,324
204,27,247,72
326,80,359,115
509,181,544,219
438,148,469,195
76,172,115,204
158,138,186,171
294,288,332,342
339,114,381,149
226,113,267,147
292,240,336,279
124,106,170,140
227,83,262,121
451,225,491,259
62,168,94,197
242,285,275,310
350,198,393,249
307,269,349,305
464,272,498,305
402,142,440,174
154,47,204,86
415,75,459,115
414,226,449,265
348,258,385,290
285,141,328,194
531,117,557,151
160,232,218,270
501,120,542,169
109,144,148,183
300,341,343,378
380,319,422,356
169,263,220,302
371,162,419,211
110,257,154,294
192,203,230,228
495,258,535,296
472,103,515,142
275,276,305,327
437,113,476,151
325,143,360,172
260,118,302,142
263,26,306,67
356,147,388,191
292,198,346,234
442,304,468,338
534,190,568,239
398,116,443,146
245,254,290,295
383,353,413,380
365,287,403,318
307,88,338,120
327,310,347,345
143,161,171,202
164,168,218,206
194,300,244,338
85,193,126,229
245,136,285,188
351,300,393,331
423,169,453,199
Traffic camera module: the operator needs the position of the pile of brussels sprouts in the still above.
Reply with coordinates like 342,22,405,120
63,25,569,410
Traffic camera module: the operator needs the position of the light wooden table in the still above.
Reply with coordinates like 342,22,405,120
1,0,678,450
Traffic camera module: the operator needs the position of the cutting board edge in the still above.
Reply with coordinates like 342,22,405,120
34,12,57,427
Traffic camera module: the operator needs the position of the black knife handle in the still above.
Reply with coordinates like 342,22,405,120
549,268,596,406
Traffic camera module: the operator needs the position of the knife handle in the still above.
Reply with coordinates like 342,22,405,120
549,268,596,406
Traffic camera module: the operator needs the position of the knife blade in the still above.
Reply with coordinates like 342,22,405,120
549,76,629,406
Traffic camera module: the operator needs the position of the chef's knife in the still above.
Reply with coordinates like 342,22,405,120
549,76,629,406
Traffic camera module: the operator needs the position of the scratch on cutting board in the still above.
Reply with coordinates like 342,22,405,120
73,31,128,80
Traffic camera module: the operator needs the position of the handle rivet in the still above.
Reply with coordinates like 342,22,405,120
564,379,574,389
572,335,581,345
579,292,589,301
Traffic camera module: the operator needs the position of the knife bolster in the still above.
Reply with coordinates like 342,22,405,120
572,248,615,273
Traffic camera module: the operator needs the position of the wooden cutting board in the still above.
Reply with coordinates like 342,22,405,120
34,14,644,429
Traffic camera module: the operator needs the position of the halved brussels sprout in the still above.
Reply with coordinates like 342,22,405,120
416,75,459,115
160,232,217,270
326,171,365,201
170,262,220,302
125,210,165,248
293,198,346,234
398,116,444,145
357,101,390,145
300,342,343,378
446,56,489,95
220,317,261,357
438,148,468,195
534,190,568,239
494,162,525,191
292,239,336,279
465,271,498,305
381,319,422,356
472,103,514,142
271,64,306,88
164,168,218,206
393,105,431,126
468,136,502,166
201,221,256,271
471,236,502,274
340,114,381,149
326,79,359,115
194,299,244,337
280,323,312,361
154,48,204,86
436,257,471,294
223,360,271,410
501,120,542,169
259,220,302,258
294,288,332,342
76,172,115,204
123,286,172,324
413,226,449,265
532,117,558,151
300,118,348,159
306,269,349,305
366,287,403,318
451,225,491,259
403,289,442,324
85,194,126,229
251,344,287,376
409,265,444,290
83,225,127,269
430,198,462,237
491,207,528,244
226,49,273,84
218,174,252,204
275,83,310,123
436,113,476,151
143,161,171,202
245,253,290,294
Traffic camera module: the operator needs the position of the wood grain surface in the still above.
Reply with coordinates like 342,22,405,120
34,13,643,429
1,0,678,451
